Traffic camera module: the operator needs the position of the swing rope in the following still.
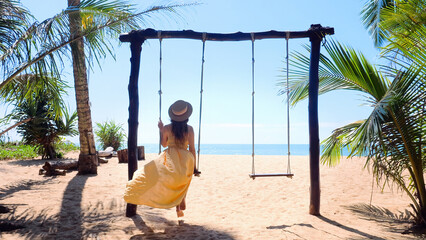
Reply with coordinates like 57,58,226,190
196,33,207,173
286,31,291,175
158,31,163,154
251,33,256,176
249,32,293,179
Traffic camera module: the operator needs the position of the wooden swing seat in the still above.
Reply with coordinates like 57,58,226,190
249,173,294,179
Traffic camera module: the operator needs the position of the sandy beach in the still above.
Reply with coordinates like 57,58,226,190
0,151,420,239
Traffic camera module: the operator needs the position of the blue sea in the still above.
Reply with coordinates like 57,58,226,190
140,143,351,156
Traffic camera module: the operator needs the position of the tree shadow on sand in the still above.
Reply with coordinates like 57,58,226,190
267,216,387,240
1,174,126,239
0,178,54,233
128,213,235,240
345,203,412,224
6,157,78,167
317,215,388,240
0,179,53,200
345,203,426,237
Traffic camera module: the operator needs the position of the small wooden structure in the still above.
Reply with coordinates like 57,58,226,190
118,146,144,163
119,24,334,217
39,160,78,176
117,149,128,163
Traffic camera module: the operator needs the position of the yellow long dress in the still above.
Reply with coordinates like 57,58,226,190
123,135,194,209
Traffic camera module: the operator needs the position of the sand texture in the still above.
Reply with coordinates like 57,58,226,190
0,151,420,239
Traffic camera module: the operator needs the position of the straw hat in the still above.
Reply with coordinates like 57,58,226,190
168,100,193,122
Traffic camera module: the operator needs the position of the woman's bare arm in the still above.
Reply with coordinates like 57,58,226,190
187,126,196,161
188,126,200,176
159,121,169,148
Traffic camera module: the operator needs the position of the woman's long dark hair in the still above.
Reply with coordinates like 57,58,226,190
171,119,188,145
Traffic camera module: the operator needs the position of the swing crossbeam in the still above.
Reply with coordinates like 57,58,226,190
120,26,334,42
249,173,294,179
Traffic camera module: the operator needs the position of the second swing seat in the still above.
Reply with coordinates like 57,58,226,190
249,173,294,179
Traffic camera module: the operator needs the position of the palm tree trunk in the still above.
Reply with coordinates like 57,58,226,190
68,0,97,174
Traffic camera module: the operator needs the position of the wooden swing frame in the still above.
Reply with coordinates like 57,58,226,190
119,24,334,217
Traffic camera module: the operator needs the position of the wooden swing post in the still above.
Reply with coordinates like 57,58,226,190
308,25,324,216
125,37,144,217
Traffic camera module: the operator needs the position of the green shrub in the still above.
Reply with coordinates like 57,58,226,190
0,142,38,160
55,139,79,152
0,139,79,160
95,120,126,151
54,139,79,158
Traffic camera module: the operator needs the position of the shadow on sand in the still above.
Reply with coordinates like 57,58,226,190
0,179,53,200
317,215,387,240
266,215,387,240
345,203,426,237
1,173,234,239
128,213,235,240
266,204,418,239
1,174,96,239
6,157,77,167
345,203,412,224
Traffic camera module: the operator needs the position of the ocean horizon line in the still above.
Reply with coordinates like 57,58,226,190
74,142,350,156
137,143,351,156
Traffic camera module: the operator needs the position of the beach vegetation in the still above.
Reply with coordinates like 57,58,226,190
0,142,38,160
55,139,80,152
280,0,426,226
0,139,78,160
95,120,126,151
1,74,78,159
8,92,78,159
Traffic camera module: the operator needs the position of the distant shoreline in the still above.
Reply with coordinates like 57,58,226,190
140,143,353,156
70,142,352,156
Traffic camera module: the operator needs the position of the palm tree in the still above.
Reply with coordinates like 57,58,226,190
280,0,426,226
1,0,193,174
281,40,426,224
2,74,77,159
0,74,67,136
68,0,97,174
12,93,78,159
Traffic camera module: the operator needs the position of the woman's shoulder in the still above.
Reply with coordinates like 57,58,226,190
163,124,172,133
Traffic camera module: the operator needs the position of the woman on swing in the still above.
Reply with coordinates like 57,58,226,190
124,100,199,218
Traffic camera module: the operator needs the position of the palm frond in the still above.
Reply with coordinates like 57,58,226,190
0,0,32,55
278,39,387,106
360,0,395,47
321,120,364,166
0,74,68,119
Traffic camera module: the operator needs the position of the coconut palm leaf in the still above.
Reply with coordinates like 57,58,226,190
378,0,426,79
278,40,387,106
55,108,79,137
0,0,32,56
0,74,68,118
360,0,395,47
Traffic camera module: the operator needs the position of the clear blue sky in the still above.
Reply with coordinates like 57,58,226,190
3,0,378,145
